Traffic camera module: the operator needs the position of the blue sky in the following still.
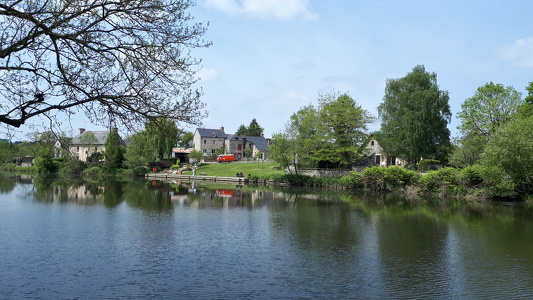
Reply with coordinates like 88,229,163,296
188,0,533,138
5,0,532,140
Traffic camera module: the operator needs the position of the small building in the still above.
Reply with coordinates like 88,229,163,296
192,126,270,160
226,135,269,160
13,156,34,167
172,147,194,163
69,128,122,162
365,139,404,167
193,127,227,158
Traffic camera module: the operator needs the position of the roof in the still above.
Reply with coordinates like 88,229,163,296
227,135,269,150
196,128,227,138
172,147,194,153
71,131,110,145
243,136,269,150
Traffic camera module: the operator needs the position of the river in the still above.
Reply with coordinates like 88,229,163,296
1,174,533,299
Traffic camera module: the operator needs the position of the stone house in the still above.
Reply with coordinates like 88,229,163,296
365,138,405,167
226,135,269,160
193,126,270,160
69,128,121,162
193,127,228,158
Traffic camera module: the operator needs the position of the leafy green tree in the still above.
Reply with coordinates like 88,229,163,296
247,118,264,136
214,148,225,157
0,0,209,130
268,133,294,173
377,65,452,165
517,81,533,119
479,116,533,198
314,93,374,166
458,82,522,138
177,131,194,148
104,128,125,170
288,104,321,170
35,154,57,173
525,81,533,105
270,92,373,171
235,124,248,136
235,119,264,136
124,132,152,169
455,82,523,165
188,149,204,163
146,118,180,160
124,118,179,168
25,131,57,157
0,140,17,163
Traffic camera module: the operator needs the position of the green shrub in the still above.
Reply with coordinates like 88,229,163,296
460,165,484,186
419,167,464,195
83,166,104,177
283,174,312,186
34,155,58,173
60,159,87,174
384,166,420,190
418,159,440,171
361,166,386,191
479,164,517,198
340,171,363,189
170,164,181,170
359,166,418,192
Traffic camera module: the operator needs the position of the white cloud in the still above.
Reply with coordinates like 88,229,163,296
205,0,318,21
496,37,533,68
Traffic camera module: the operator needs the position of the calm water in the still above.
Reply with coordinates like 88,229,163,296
1,174,533,299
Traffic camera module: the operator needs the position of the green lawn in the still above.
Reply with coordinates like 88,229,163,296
185,161,285,178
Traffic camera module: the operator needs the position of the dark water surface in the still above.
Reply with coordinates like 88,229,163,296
1,175,533,299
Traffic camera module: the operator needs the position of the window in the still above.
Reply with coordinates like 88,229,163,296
203,139,206,144
238,144,242,150
213,140,216,145
370,140,375,146
203,149,207,154
211,149,216,155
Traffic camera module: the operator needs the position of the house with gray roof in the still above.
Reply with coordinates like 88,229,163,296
69,128,122,162
193,127,228,158
193,126,270,160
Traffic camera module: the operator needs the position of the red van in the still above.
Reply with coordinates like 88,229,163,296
217,154,234,162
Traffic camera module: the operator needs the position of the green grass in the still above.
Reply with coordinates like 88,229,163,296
185,161,285,178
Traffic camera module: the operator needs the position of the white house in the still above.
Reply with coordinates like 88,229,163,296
69,128,121,162
365,138,405,167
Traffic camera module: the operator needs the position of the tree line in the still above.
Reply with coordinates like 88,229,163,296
1,2,532,197
269,65,533,198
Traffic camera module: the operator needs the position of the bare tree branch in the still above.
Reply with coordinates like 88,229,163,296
0,0,210,130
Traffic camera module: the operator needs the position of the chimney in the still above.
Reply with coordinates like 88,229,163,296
79,128,85,135
220,126,224,132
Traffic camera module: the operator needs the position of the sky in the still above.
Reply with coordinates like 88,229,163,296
187,0,533,139
5,0,533,140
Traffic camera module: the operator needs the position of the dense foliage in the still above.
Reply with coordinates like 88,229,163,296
235,119,265,136
478,116,533,197
453,82,523,167
104,129,125,170
270,92,373,173
378,65,452,165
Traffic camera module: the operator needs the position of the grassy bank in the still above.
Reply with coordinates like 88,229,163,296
181,161,285,178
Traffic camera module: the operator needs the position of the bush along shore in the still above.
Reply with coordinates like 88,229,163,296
1,158,520,201
266,166,493,201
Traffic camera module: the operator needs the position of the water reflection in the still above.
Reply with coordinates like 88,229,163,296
2,175,533,299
